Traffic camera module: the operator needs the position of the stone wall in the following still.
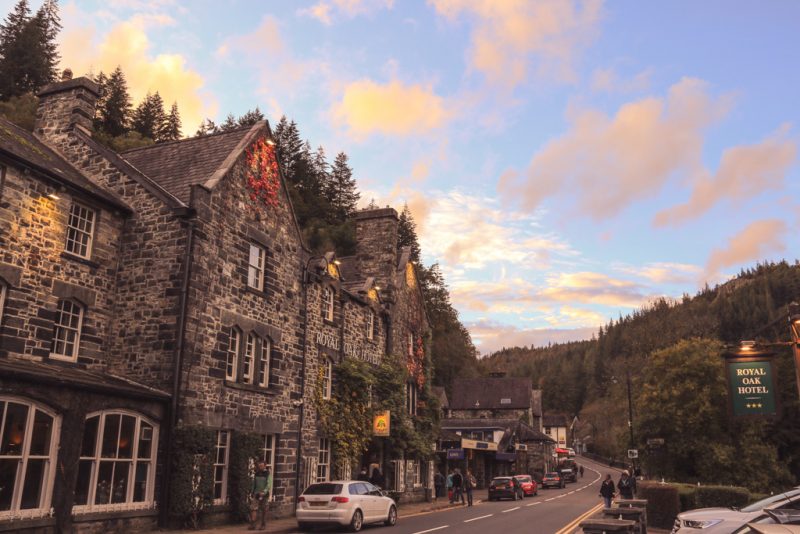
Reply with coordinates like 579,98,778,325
353,208,398,290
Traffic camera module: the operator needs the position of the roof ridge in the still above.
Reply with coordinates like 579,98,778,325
121,122,263,154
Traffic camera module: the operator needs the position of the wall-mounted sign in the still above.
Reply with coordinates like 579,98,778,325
344,341,381,365
373,411,390,436
316,331,339,351
446,448,464,460
461,438,498,451
724,351,779,418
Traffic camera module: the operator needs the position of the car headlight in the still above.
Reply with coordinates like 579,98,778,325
682,519,723,529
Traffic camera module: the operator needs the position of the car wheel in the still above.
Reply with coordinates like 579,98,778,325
350,509,363,532
385,505,397,527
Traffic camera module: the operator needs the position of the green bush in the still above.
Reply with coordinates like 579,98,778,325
695,485,750,509
674,483,697,511
229,432,264,521
169,426,216,528
638,481,681,529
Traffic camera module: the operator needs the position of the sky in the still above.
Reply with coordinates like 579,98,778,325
6,0,799,354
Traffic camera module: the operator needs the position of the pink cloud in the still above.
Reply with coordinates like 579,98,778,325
706,219,788,276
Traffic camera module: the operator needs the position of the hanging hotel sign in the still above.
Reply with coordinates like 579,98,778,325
373,411,390,436
724,347,779,418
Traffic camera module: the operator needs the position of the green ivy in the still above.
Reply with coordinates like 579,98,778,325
169,426,216,529
229,432,264,521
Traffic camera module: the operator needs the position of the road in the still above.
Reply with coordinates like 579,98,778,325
383,457,620,534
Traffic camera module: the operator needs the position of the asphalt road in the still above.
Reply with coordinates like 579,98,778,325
382,457,619,534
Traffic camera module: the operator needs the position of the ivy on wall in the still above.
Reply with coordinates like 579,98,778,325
169,426,216,529
245,136,281,209
229,432,264,521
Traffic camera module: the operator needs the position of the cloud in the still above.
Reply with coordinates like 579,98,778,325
299,0,394,24
706,219,788,276
498,77,732,218
429,0,603,89
615,262,703,285
467,319,596,353
60,11,213,135
539,271,650,307
332,79,449,139
654,125,797,226
591,67,652,93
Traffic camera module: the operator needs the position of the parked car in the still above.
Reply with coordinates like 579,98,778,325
672,487,800,534
560,468,577,483
296,481,397,532
514,475,538,497
488,476,524,501
541,471,565,489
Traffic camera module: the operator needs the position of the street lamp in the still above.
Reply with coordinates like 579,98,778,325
789,302,800,399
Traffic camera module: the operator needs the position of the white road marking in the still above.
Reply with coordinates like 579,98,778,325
526,501,542,507
568,491,575,494
412,527,449,534
502,506,520,513
545,497,556,501
464,514,493,523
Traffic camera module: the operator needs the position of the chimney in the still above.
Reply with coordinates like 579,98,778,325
35,74,99,144
353,207,399,289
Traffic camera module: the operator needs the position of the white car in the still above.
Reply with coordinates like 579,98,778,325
672,488,800,533
296,480,397,532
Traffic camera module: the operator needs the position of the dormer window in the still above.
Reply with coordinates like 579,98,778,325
322,286,334,321
65,202,95,259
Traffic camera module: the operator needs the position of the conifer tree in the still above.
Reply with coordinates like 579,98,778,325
96,66,131,137
237,107,264,127
398,203,422,264
273,115,303,183
195,118,217,137
131,91,166,141
161,102,181,141
327,152,360,222
0,0,32,98
219,112,238,132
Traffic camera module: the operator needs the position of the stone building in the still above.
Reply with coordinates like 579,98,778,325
0,76,433,532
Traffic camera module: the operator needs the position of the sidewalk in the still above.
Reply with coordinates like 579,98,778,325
157,490,489,534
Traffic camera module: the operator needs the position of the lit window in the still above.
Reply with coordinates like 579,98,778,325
367,310,375,340
51,300,83,361
73,411,158,513
243,334,256,384
213,431,230,503
248,244,265,291
65,202,95,258
316,439,330,482
322,359,332,400
405,382,418,416
0,398,59,520
258,338,271,388
322,287,334,321
226,328,240,381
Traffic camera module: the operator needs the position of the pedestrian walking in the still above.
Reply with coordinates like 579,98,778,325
465,469,477,507
599,474,616,509
618,470,634,500
249,461,272,530
434,470,445,501
446,471,454,502
579,465,584,478
452,468,465,505
357,467,369,481
369,466,385,489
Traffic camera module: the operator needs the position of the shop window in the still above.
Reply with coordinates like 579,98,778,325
50,299,83,362
247,244,265,291
0,398,59,520
73,411,158,513
322,359,332,400
213,430,230,504
65,202,95,259
316,438,330,482
226,327,240,381
322,287,334,321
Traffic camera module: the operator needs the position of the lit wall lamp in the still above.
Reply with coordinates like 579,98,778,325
266,138,276,146
46,192,60,201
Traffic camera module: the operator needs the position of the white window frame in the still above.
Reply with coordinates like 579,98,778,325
256,434,277,500
72,410,158,514
316,438,330,482
243,333,256,384
213,430,230,504
367,310,375,340
322,286,334,321
65,202,96,259
322,359,332,400
50,299,84,362
406,382,418,416
0,397,61,521
258,337,271,388
247,243,265,291
226,327,240,381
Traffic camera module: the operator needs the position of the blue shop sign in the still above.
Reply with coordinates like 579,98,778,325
447,448,465,460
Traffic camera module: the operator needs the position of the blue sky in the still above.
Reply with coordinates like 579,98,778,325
6,0,798,353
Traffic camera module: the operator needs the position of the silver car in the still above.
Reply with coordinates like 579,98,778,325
296,480,397,532
672,488,800,533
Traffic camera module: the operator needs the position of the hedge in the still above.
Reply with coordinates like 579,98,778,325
694,485,750,509
229,432,264,521
169,426,216,529
638,481,681,529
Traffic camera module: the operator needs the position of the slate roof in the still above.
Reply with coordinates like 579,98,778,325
542,414,570,427
121,123,261,203
515,421,555,443
0,117,130,212
450,377,533,410
0,357,169,400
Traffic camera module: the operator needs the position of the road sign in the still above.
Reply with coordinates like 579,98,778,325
647,438,665,446
627,449,638,459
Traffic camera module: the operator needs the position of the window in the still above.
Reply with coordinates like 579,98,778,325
73,411,158,513
213,431,230,503
322,287,334,321
226,328,240,381
0,398,59,520
0,281,6,326
50,299,83,361
367,310,375,340
257,337,271,388
316,439,330,482
407,332,414,357
257,434,277,500
243,334,256,384
65,202,95,258
322,359,332,400
247,244,265,291
406,382,417,416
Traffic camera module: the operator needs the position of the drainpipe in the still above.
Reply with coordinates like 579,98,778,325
160,218,195,526
294,261,311,510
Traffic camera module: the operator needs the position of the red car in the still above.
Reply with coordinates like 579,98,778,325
514,475,538,497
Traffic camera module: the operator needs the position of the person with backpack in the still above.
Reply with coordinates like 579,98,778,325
464,469,477,507
452,468,465,505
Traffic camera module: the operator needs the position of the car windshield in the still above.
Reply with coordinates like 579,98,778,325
303,483,343,495
491,478,511,484
741,490,800,513
516,476,531,482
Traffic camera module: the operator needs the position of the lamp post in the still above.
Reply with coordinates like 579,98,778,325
612,370,636,473
789,302,800,400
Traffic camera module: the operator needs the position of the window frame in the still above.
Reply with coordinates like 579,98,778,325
0,397,60,520
247,243,266,291
257,337,271,388
367,310,375,341
50,299,84,362
316,438,330,482
64,201,96,259
72,410,159,514
243,333,256,384
256,433,277,500
0,280,6,326
322,359,332,400
226,327,241,382
213,430,231,504
408,332,414,358
406,382,418,416
322,286,334,321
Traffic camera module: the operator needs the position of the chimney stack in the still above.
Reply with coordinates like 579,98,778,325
35,74,99,144
353,207,399,290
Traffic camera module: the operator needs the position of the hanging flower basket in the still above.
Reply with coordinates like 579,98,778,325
245,138,280,208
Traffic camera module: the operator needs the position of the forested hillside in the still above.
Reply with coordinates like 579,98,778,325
481,260,800,491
